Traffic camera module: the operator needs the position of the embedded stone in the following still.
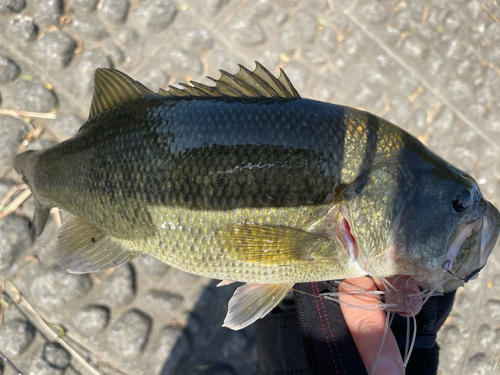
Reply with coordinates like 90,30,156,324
6,17,38,42
257,51,280,70
466,353,492,375
0,318,36,356
107,310,151,357
402,36,426,58
205,0,229,15
29,267,92,306
163,48,203,76
73,305,109,334
146,289,184,310
106,42,125,65
103,263,136,307
294,9,317,43
49,114,84,141
151,325,190,374
320,27,337,52
36,31,76,68
251,0,272,17
303,49,326,65
71,18,109,40
274,8,288,25
230,19,265,46
448,79,473,103
134,0,176,32
43,343,70,369
0,0,25,13
12,80,57,112
0,56,20,84
279,28,296,55
117,28,140,47
343,29,366,56
139,254,170,275
68,0,99,13
26,138,57,151
283,60,309,91
183,28,213,52
135,67,169,92
0,116,28,168
205,50,239,74
100,0,129,24
361,0,388,24
34,0,63,28
73,50,112,95
173,268,200,284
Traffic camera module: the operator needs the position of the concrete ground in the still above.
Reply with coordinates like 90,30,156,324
0,0,499,374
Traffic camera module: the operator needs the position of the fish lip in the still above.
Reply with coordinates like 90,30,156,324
480,202,500,267
443,199,500,283
444,221,476,270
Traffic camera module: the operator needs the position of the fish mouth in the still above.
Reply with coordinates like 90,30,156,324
479,202,500,268
444,200,500,283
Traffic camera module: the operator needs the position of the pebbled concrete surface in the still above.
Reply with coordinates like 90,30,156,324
0,0,499,374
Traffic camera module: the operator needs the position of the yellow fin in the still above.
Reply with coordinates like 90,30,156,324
223,283,293,330
89,69,156,118
159,62,301,99
57,215,139,274
220,223,328,264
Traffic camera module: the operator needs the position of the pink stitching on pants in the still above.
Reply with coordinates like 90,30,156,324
311,282,339,374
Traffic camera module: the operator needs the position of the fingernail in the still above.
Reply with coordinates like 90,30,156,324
376,357,404,375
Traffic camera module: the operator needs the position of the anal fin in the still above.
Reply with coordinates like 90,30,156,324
223,283,294,330
57,216,139,274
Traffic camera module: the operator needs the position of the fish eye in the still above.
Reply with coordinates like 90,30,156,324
452,187,472,214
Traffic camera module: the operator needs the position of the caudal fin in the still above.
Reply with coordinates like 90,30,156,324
14,150,51,237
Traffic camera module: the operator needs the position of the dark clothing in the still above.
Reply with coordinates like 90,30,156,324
256,281,456,375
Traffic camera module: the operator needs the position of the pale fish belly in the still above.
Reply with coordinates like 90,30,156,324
125,204,367,283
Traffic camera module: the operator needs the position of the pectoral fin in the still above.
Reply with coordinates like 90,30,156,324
222,283,294,330
220,223,328,264
57,216,139,274
217,280,236,287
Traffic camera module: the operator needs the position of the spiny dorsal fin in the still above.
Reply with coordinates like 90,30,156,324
90,69,157,118
158,62,301,99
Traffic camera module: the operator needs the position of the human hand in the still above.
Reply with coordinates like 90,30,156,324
339,276,423,375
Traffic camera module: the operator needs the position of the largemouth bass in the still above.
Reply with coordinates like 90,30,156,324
13,62,500,329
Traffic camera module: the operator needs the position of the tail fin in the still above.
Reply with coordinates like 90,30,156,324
14,151,51,237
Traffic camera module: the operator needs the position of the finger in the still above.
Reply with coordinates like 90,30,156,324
339,277,404,375
373,276,423,317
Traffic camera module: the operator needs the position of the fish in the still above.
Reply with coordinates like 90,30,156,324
13,62,500,331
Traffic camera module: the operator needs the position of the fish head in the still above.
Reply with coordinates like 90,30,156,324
400,167,500,292
336,160,500,292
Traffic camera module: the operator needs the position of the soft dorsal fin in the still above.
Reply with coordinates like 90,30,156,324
89,69,157,118
159,61,301,99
